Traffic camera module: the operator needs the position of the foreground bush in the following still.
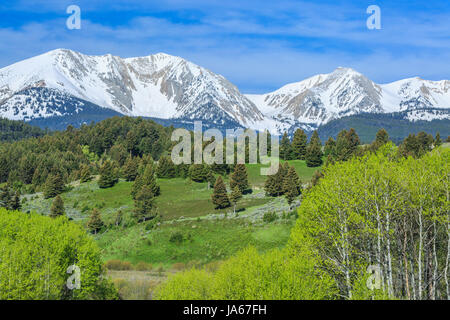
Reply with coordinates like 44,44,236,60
155,247,337,300
0,209,118,300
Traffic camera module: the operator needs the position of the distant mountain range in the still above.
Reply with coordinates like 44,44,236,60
0,49,448,141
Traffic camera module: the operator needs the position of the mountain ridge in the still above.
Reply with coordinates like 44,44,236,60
0,49,449,134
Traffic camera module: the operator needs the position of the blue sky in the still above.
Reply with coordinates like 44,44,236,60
0,0,449,93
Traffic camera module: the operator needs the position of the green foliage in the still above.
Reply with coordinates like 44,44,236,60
264,163,287,197
211,176,230,209
292,129,308,160
134,185,158,222
229,164,250,194
131,163,160,199
122,156,139,182
189,164,209,182
305,130,323,167
283,166,302,205
169,231,185,245
262,212,278,223
87,208,104,234
155,247,337,300
50,195,65,218
290,144,450,299
156,156,176,179
79,165,92,183
98,160,118,189
280,132,294,160
43,173,65,199
0,209,118,299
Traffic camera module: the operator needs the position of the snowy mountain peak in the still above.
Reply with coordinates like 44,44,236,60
0,50,448,134
0,49,263,125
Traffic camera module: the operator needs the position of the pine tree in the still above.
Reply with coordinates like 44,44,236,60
230,185,242,215
9,191,21,211
134,185,158,222
280,132,293,160
43,173,65,199
122,156,139,181
206,169,216,190
131,164,160,199
211,176,230,209
264,163,287,197
229,164,250,194
79,165,92,183
50,195,65,218
305,131,323,167
189,164,208,182
435,132,442,147
324,137,336,158
0,184,12,209
98,160,118,189
311,170,324,187
87,209,104,234
156,155,176,178
283,166,302,206
292,129,308,160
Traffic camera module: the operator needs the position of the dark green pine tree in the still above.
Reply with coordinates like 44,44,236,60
79,165,92,183
206,169,216,190
211,176,230,209
134,185,158,222
305,131,323,167
435,132,442,147
9,191,21,211
401,134,421,158
280,132,293,160
0,184,12,209
131,164,160,199
50,195,65,218
230,185,242,215
283,166,302,206
375,128,389,146
122,156,139,182
292,129,308,160
189,164,208,182
86,208,104,234
311,170,324,187
156,155,176,178
264,163,287,197
229,164,250,194
345,128,360,157
43,173,65,199
98,160,118,189
324,137,336,158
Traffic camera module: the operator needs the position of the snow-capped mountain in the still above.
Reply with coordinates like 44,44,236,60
0,49,263,126
246,67,450,131
0,49,448,134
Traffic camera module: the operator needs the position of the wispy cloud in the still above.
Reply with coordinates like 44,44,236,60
0,0,449,92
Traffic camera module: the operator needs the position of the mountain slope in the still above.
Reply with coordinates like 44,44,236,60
0,49,448,135
0,49,263,126
246,68,450,130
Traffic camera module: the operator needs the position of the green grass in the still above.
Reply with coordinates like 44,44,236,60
246,159,322,186
98,218,295,268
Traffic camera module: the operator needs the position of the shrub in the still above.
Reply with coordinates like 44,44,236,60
169,231,184,244
172,262,186,271
0,209,118,299
104,259,133,271
135,261,153,271
262,212,278,223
